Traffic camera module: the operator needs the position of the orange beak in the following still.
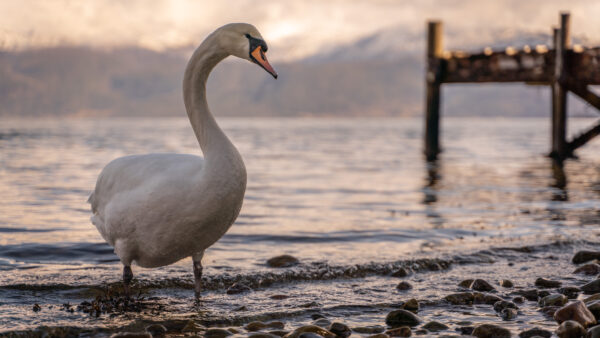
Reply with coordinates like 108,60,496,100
251,46,278,79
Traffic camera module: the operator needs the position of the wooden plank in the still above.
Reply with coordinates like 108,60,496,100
566,79,600,112
567,120,600,153
424,21,443,161
550,14,570,160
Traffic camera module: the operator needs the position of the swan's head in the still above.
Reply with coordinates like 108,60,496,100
216,23,278,79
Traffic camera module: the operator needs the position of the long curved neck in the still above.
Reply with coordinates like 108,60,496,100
183,34,232,159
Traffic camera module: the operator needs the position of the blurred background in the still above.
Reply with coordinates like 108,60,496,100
1,0,599,118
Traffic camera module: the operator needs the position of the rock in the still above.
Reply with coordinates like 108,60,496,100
145,324,167,338
110,333,151,338
385,327,411,337
582,280,600,294
471,324,511,338
535,277,562,288
518,327,552,338
366,335,389,338
501,308,518,320
584,294,600,304
471,279,495,292
457,327,474,335
352,326,385,334
474,292,503,305
311,314,327,320
205,328,233,338
588,325,600,338
513,296,525,304
500,279,514,288
385,309,422,327
226,282,252,294
573,263,600,275
246,322,285,332
267,255,299,268
313,319,332,328
298,334,323,338
249,334,280,338
422,321,448,331
541,306,560,317
402,299,419,312
396,282,412,291
572,251,600,264
328,322,351,338
554,300,597,327
392,268,410,278
586,300,600,320
271,294,290,300
269,331,291,337
494,300,518,312
539,294,568,307
559,287,581,299
458,279,474,288
283,325,335,338
182,320,205,333
556,320,586,338
32,304,41,312
445,292,474,305
515,289,539,301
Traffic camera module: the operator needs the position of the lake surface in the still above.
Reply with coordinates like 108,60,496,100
1,117,599,333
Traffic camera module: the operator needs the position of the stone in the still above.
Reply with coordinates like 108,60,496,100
471,324,511,338
110,333,151,338
558,287,581,299
205,328,233,338
385,327,411,337
473,292,503,305
515,289,539,301
267,255,299,268
352,326,385,334
458,279,474,288
556,320,586,338
513,296,525,304
269,331,290,337
500,279,514,288
572,251,600,264
182,320,205,333
422,321,448,331
501,308,518,320
535,277,562,288
298,334,323,338
246,322,285,332
471,279,495,292
311,314,327,320
554,300,597,327
366,335,389,338
581,280,600,294
328,322,351,338
541,306,560,317
539,294,568,307
584,294,600,304
402,299,419,312
145,324,167,338
228,328,242,334
226,282,252,294
313,319,331,328
283,325,335,338
457,327,474,335
392,268,410,278
586,300,600,320
396,282,412,291
445,292,474,305
518,327,551,338
588,325,600,338
385,309,422,327
32,304,41,312
249,334,280,338
493,300,518,312
573,263,600,275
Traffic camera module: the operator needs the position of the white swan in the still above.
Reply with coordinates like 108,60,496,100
88,23,277,299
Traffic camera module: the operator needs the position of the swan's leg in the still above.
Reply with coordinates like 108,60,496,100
123,265,133,298
192,252,204,300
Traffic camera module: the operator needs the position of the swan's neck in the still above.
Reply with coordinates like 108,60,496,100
183,34,233,160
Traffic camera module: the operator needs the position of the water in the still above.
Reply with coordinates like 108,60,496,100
1,117,599,334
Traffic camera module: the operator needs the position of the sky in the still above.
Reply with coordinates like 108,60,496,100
1,0,599,61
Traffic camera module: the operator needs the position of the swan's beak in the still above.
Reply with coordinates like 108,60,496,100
251,46,278,79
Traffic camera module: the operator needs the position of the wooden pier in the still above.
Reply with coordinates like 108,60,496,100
424,12,600,161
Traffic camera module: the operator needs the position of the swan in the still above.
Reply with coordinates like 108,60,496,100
88,23,277,299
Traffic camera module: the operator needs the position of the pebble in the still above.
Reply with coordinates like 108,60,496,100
584,294,600,304
110,333,151,338
515,289,539,301
518,327,552,338
402,299,419,312
385,309,422,327
267,255,299,268
513,296,525,304
444,292,474,305
246,321,285,332
32,304,41,312
554,300,597,327
588,325,600,338
392,268,410,278
249,334,280,338
269,331,291,337
396,281,412,291
493,300,518,312
539,294,568,307
499,279,514,288
366,335,389,338
471,279,495,292
328,322,351,338
457,327,474,335
573,263,600,275
311,314,327,320
535,277,562,288
556,320,586,338
297,333,322,338
572,250,600,264
471,324,511,338
422,321,448,331
541,306,560,317
205,328,233,337
283,325,335,338
313,319,331,328
226,282,252,294
538,290,551,298
352,326,385,334
581,280,600,294
145,324,167,338
458,279,474,288
270,294,290,300
586,300,600,320
501,308,518,320
385,327,411,337
181,320,205,333
473,292,503,305
558,287,581,299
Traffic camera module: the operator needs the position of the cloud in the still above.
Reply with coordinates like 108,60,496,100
0,0,598,60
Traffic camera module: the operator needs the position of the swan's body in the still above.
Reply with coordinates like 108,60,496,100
88,23,277,298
